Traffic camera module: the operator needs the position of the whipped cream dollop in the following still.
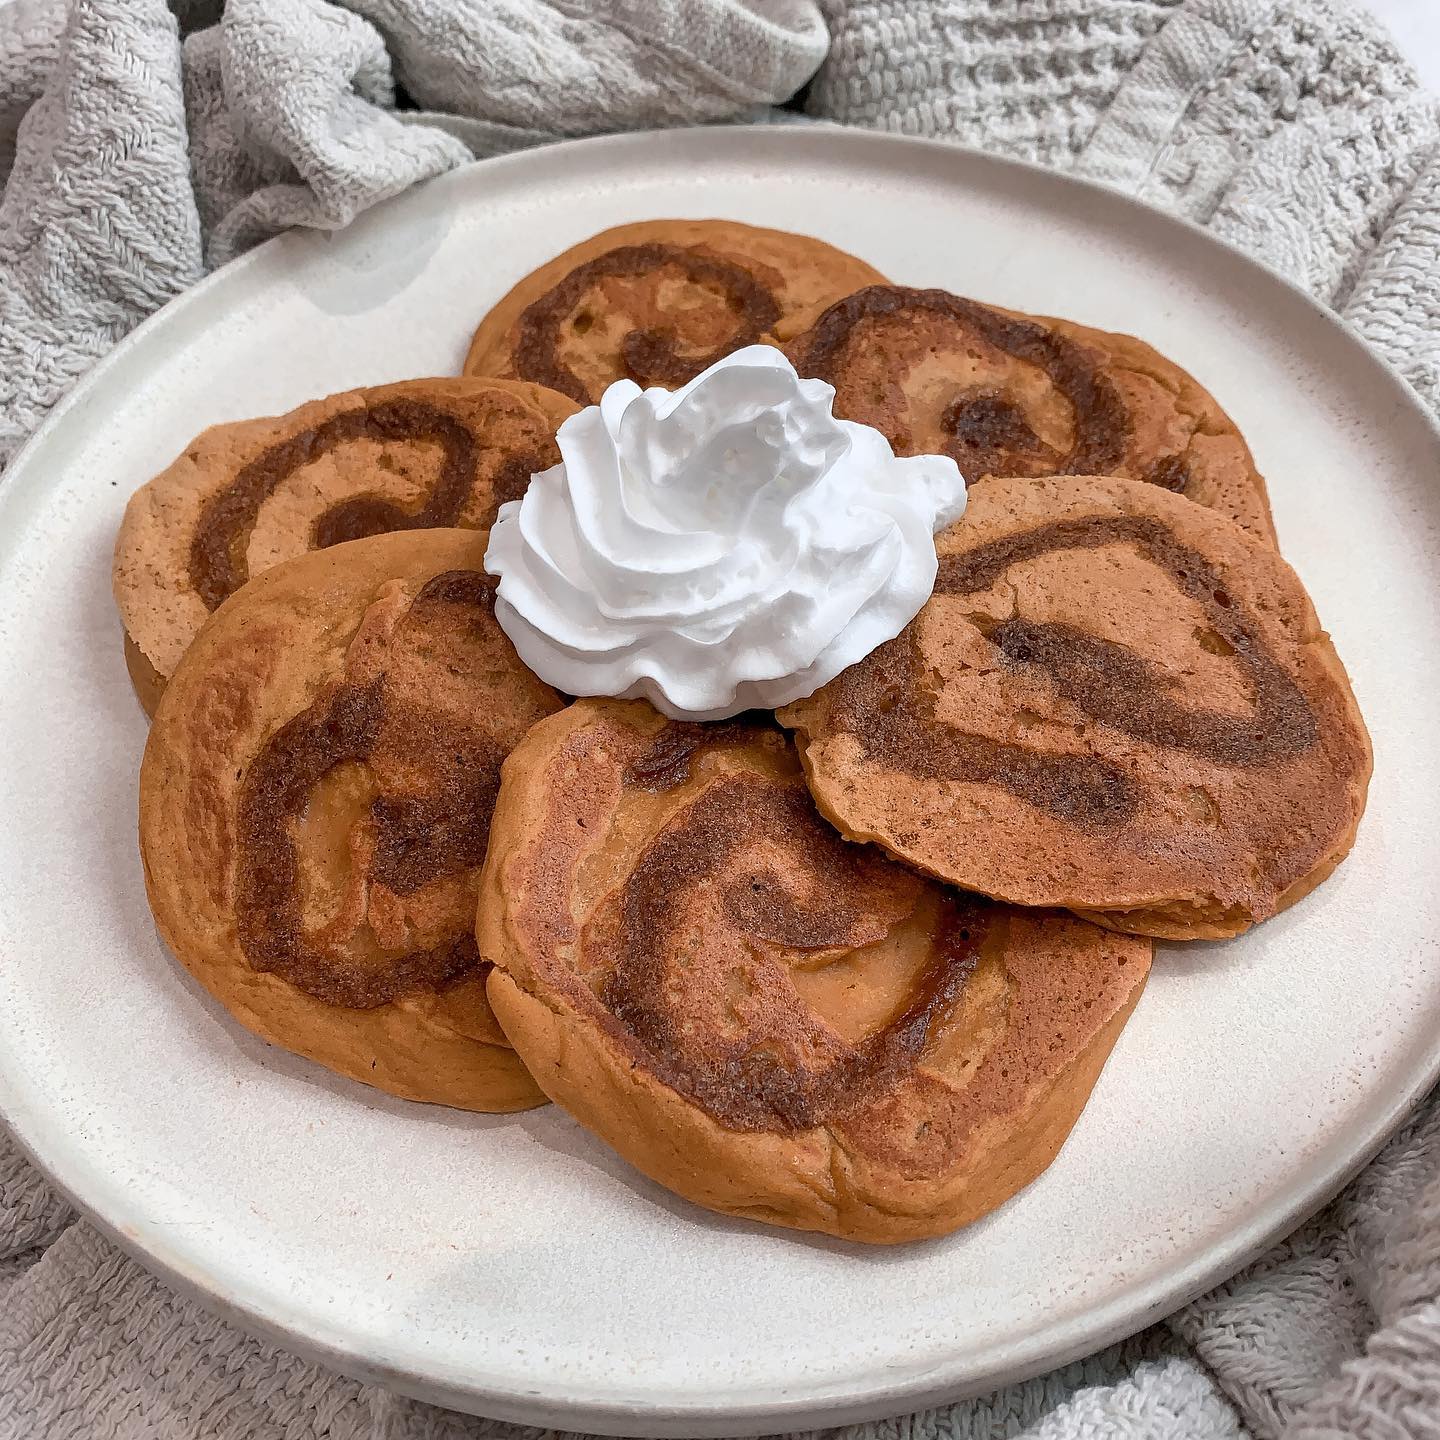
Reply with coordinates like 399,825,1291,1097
484,346,967,721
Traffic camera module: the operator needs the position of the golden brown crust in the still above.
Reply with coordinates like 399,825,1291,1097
114,376,577,693
463,219,889,405
780,476,1372,939
478,700,1151,1242
783,286,1276,543
140,529,562,1111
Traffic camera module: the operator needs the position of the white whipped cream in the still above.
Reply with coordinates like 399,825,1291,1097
484,345,967,721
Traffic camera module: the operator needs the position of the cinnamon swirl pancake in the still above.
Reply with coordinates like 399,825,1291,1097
114,376,576,714
140,529,563,1110
781,476,1371,940
784,285,1276,542
478,700,1151,1243
462,219,888,405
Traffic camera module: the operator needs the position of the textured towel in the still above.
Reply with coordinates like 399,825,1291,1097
1,2,1438,1437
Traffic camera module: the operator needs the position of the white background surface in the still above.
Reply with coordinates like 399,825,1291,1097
1,128,1438,1436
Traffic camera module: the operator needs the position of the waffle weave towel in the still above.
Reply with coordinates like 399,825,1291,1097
1,3,1438,1437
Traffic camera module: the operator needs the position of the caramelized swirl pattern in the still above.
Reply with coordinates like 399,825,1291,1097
465,221,893,408
780,475,1369,935
792,286,1132,479
823,513,1320,830
509,243,783,404
479,703,1154,1238
592,761,984,1133
188,398,557,611
786,285,1273,540
235,570,553,1008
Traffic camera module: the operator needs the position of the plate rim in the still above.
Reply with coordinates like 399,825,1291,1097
2,123,1438,1436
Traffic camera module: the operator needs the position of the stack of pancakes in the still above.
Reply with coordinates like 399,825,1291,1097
119,220,1371,1244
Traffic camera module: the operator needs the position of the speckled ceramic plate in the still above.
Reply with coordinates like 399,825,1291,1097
1,128,1437,1437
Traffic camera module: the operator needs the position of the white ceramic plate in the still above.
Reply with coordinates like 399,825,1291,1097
1,128,1437,1437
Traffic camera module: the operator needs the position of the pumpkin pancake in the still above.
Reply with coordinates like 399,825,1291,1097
462,219,888,405
781,475,1371,940
114,376,576,715
478,700,1151,1244
140,529,563,1110
784,285,1275,542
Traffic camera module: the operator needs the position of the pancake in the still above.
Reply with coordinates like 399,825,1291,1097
140,529,563,1110
780,475,1371,940
784,285,1276,542
462,219,888,405
114,376,577,715
478,700,1152,1244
